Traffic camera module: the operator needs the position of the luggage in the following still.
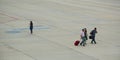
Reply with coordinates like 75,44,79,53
89,36,92,39
74,40,80,46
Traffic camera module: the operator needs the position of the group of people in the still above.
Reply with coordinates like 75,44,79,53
29,21,97,47
80,28,97,46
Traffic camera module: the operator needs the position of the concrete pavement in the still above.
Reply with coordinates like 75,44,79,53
0,0,120,60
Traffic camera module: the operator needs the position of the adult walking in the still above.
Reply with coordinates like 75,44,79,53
30,21,33,34
84,28,88,40
80,29,86,46
90,28,97,44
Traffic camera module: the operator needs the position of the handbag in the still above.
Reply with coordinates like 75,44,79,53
89,36,92,39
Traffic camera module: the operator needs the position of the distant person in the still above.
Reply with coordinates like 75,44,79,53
84,28,88,40
30,21,33,34
90,28,97,44
80,29,86,46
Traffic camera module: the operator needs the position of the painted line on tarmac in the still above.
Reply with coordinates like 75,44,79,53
5,26,50,34
0,12,19,24
2,43,38,60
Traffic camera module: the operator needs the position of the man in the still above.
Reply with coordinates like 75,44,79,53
90,28,97,44
80,29,86,46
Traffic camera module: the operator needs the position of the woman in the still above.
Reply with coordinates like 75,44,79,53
84,28,88,40
30,21,33,34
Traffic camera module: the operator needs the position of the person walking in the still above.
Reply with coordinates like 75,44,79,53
30,21,33,34
84,28,88,40
90,28,97,44
80,29,86,46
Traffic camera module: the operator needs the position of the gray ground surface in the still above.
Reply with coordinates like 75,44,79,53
0,0,120,60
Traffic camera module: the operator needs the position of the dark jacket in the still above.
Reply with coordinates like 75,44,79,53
90,30,97,36
30,22,33,29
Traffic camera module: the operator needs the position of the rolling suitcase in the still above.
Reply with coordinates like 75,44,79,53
74,40,80,46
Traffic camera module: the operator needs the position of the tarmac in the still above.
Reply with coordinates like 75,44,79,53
0,0,120,60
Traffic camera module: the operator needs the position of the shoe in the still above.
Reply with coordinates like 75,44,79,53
80,44,82,46
83,44,85,46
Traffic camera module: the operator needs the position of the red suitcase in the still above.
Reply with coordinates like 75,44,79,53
74,40,80,46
